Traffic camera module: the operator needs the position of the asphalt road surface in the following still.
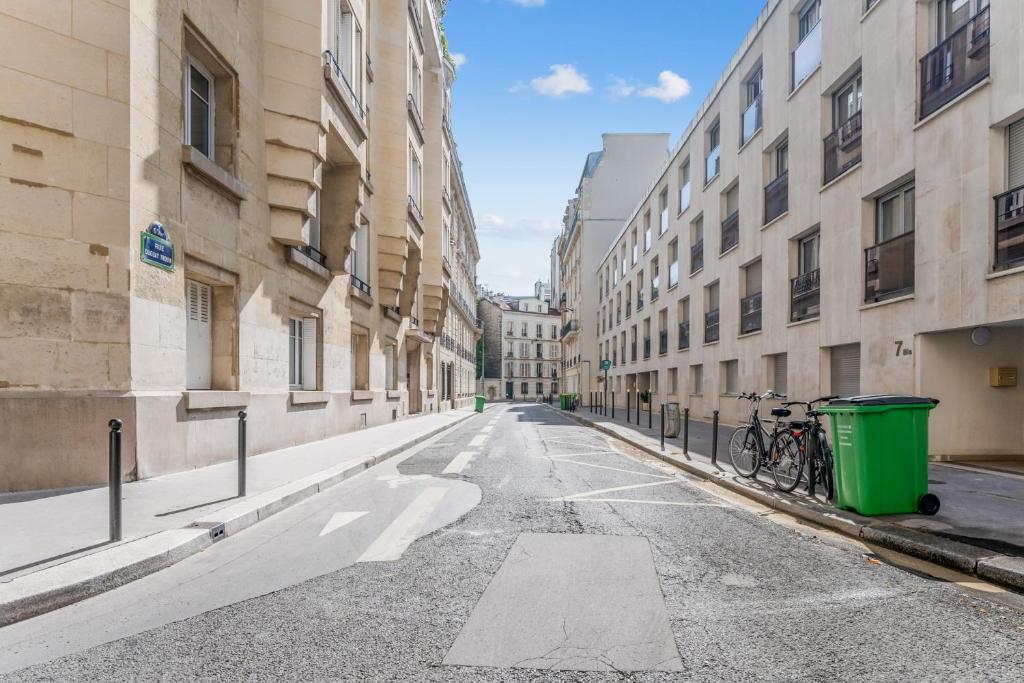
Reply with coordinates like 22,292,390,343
2,403,1023,681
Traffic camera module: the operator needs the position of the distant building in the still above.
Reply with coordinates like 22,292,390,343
479,293,560,401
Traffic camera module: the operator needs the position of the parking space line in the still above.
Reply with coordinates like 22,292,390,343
563,480,679,500
532,458,673,479
469,434,488,447
443,451,477,475
548,497,728,508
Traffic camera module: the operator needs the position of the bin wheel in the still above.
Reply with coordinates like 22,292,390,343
918,493,940,516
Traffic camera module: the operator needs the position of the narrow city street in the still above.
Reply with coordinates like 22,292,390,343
2,403,1023,681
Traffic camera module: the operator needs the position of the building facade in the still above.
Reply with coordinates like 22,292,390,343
0,0,480,492
594,0,1023,460
478,290,560,401
558,134,670,399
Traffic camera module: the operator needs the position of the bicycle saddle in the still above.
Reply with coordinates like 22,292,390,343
770,407,792,418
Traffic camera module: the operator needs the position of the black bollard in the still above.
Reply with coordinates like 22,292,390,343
683,408,690,454
612,392,615,419
626,390,630,422
648,397,652,430
238,410,247,497
711,410,720,467
660,403,665,451
108,419,123,542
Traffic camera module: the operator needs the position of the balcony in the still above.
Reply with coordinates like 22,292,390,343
705,146,721,183
323,50,364,119
823,110,862,185
678,321,690,350
293,244,327,267
351,274,372,297
865,231,915,303
721,211,739,254
764,172,789,224
742,94,762,146
920,7,990,120
643,337,651,359
791,268,821,322
679,182,691,213
658,330,668,355
740,292,762,335
792,20,822,90
704,308,720,344
691,239,704,274
560,319,580,339
995,186,1024,270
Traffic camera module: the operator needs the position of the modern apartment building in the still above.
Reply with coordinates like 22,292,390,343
558,134,670,399
593,0,1023,460
0,0,480,491
479,288,561,401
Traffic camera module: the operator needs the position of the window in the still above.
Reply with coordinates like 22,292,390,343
690,364,703,395
351,326,369,390
521,382,528,395
536,323,543,337
620,246,627,276
651,257,660,301
800,232,820,273
659,189,669,235
408,145,422,208
631,229,638,264
643,211,652,252
385,343,397,390
938,0,987,42
288,317,315,389
612,257,619,285
691,216,704,274
706,120,721,182
741,261,762,334
742,65,763,145
309,190,321,254
775,142,789,179
792,230,822,322
833,74,863,130
537,382,543,395
348,222,369,286
722,360,739,395
330,0,362,105
186,59,214,157
771,353,788,395
521,323,528,336
551,324,557,339
668,368,678,394
876,182,915,243
668,240,679,288
799,0,821,41
678,160,691,213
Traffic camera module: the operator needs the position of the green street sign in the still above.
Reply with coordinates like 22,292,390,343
600,359,612,371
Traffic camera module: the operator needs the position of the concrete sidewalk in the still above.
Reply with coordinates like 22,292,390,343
562,403,1024,592
0,407,478,625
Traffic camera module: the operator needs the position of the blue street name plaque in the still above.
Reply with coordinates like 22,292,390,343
140,223,174,271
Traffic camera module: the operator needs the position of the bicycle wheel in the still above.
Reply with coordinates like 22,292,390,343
817,433,836,501
771,430,804,492
728,427,760,478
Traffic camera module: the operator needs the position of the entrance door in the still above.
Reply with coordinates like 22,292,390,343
448,363,455,407
505,382,513,399
407,347,421,413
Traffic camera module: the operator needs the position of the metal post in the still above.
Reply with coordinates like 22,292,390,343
660,403,665,451
683,408,690,454
238,410,247,497
648,396,652,429
636,391,641,426
611,392,615,419
711,410,720,467
626,390,630,422
108,419,123,542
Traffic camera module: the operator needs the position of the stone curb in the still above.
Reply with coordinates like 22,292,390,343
0,410,478,627
551,405,1024,593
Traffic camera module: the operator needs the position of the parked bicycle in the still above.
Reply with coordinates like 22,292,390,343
727,391,802,489
770,396,838,498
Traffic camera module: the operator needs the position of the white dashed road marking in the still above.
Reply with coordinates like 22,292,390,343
443,451,477,475
468,434,488,448
562,480,679,500
358,487,449,562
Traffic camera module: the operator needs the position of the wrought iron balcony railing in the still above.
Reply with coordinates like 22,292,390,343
678,321,690,350
920,7,990,120
764,172,789,224
995,185,1024,270
691,239,704,274
324,51,364,119
658,330,668,355
294,244,327,267
721,211,739,254
351,274,371,297
704,308,720,344
865,230,915,303
824,110,862,185
643,337,651,359
740,292,762,335
790,268,821,322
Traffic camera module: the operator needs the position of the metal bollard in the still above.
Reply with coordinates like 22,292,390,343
660,403,665,451
611,392,615,419
238,410,247,497
626,391,630,422
636,391,641,426
108,418,123,542
648,398,652,430
711,410,720,467
683,408,690,454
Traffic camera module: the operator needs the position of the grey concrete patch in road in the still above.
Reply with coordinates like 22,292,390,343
442,532,683,672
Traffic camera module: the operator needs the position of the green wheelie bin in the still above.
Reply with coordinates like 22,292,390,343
475,395,485,413
818,395,940,516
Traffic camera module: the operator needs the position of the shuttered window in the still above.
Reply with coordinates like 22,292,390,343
289,316,318,390
1009,119,1024,190
830,343,861,398
186,279,212,390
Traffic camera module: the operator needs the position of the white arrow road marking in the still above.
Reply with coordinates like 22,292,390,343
548,497,728,507
468,434,488,447
357,486,449,562
318,511,369,537
443,450,477,474
562,479,679,500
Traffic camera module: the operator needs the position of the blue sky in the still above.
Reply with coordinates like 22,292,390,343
443,0,766,296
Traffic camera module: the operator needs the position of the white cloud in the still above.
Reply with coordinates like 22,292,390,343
605,76,636,101
528,64,591,98
479,213,507,227
637,70,691,103
450,52,467,69
509,0,545,6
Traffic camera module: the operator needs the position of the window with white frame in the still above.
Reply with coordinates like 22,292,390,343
348,221,369,286
409,145,422,208
288,315,319,390
330,0,362,104
186,58,214,158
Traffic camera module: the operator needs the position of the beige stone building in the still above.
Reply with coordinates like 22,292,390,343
592,0,1024,460
0,0,480,492
557,134,670,400
478,285,560,401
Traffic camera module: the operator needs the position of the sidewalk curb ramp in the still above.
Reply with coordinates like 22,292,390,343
0,410,477,627
552,405,1024,594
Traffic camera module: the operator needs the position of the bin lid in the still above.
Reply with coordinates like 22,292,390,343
825,394,939,407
